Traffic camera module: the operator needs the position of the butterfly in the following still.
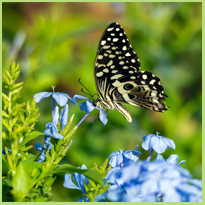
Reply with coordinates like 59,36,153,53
93,22,167,122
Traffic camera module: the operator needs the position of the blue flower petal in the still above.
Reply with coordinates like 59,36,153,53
161,137,175,150
52,92,69,106
99,109,108,125
142,134,152,150
61,93,77,105
43,122,64,139
33,92,52,103
73,164,89,193
188,179,202,189
52,106,59,125
64,164,89,195
155,154,165,162
60,104,68,130
38,151,46,163
63,173,81,190
52,132,64,139
151,135,167,154
44,135,52,151
109,152,123,167
72,94,89,100
35,142,44,151
124,152,139,162
167,154,179,165
79,100,95,113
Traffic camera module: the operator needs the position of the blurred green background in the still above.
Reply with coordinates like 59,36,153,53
2,2,202,202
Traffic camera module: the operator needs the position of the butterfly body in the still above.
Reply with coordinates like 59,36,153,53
93,22,167,122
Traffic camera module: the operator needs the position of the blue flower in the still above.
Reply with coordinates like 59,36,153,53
60,104,68,130
138,161,182,196
121,184,156,202
108,146,141,168
43,105,64,140
44,135,52,151
35,142,46,163
2,147,12,155
102,149,202,202
63,164,90,201
34,91,77,106
142,133,175,154
43,122,64,139
155,154,186,166
73,95,108,126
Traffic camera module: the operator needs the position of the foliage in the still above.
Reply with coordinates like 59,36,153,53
2,62,104,202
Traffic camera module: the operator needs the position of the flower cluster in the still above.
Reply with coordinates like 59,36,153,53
63,133,202,202
34,91,74,162
33,90,108,162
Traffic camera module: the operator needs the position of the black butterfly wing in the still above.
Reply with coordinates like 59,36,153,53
94,22,167,122
94,22,140,99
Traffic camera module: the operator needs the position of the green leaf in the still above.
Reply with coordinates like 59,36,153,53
56,164,103,185
19,111,25,123
13,70,20,81
2,131,8,140
18,131,44,150
11,86,23,95
11,116,19,128
12,162,32,201
3,74,10,86
13,82,24,89
2,178,13,187
2,110,9,118
10,61,18,75
21,145,33,152
2,93,9,103
5,70,12,80
11,92,21,102
2,118,10,130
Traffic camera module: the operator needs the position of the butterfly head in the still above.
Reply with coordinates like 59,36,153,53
92,98,104,110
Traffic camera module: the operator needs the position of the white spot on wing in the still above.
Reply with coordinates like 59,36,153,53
109,54,116,58
113,38,119,42
98,55,103,60
101,40,106,45
122,46,127,51
149,79,156,85
96,72,104,77
125,52,131,57
111,74,123,80
107,60,113,67
107,27,114,31
103,68,109,73
123,66,129,69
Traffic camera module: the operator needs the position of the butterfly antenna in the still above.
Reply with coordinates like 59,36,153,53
78,78,94,100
